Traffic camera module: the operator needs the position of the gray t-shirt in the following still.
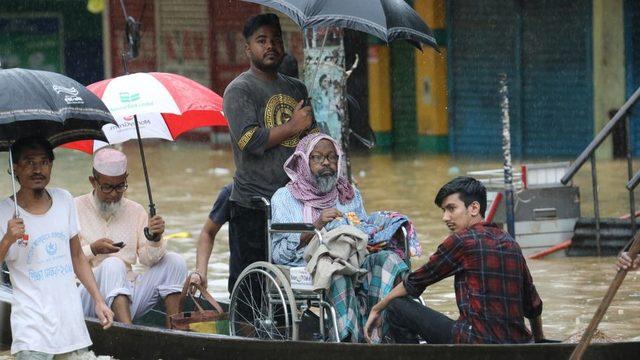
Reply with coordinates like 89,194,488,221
223,71,311,207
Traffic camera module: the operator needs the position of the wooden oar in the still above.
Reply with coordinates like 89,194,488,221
569,229,640,360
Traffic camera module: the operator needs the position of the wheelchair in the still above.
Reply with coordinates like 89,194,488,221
227,197,419,342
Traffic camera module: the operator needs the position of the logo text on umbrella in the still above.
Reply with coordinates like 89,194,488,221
119,92,141,103
52,85,84,105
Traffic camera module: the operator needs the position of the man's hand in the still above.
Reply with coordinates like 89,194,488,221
364,304,383,343
616,252,640,271
148,215,166,238
288,100,313,134
299,208,341,250
314,208,342,229
3,218,25,244
90,238,121,255
95,301,114,330
189,271,207,289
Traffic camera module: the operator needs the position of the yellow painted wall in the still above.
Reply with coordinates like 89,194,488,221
367,45,392,133
415,0,448,136
593,0,625,159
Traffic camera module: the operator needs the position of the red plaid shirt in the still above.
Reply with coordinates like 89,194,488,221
404,222,543,344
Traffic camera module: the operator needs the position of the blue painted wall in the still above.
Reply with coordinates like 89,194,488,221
448,0,593,158
625,0,640,155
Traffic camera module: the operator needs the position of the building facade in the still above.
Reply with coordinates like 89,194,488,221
369,0,637,158
2,0,638,157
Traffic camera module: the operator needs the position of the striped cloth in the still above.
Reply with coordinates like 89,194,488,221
329,250,409,342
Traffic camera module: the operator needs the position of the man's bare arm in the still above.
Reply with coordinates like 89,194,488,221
373,282,409,312
191,219,222,287
0,234,16,264
364,282,409,342
71,236,99,298
0,218,24,263
265,100,313,149
70,235,113,328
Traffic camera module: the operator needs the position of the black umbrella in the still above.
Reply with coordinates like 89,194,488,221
0,68,116,216
241,0,438,50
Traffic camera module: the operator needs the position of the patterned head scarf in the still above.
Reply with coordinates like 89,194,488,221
284,133,355,222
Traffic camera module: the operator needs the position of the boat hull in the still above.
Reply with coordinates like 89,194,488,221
84,318,640,360
2,284,639,359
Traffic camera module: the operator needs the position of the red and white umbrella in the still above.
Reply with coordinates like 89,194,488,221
64,72,227,153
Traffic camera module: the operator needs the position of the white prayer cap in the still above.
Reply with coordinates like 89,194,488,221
93,148,127,176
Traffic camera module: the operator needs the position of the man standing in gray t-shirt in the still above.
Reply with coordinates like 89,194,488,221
222,13,314,293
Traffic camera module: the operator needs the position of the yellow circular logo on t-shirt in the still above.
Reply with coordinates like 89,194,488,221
264,94,300,147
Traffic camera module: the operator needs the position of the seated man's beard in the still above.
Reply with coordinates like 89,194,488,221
93,192,122,219
315,171,338,194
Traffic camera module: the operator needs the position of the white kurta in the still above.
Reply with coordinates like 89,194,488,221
74,192,167,279
74,193,185,319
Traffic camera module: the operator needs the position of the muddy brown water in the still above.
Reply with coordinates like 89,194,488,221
1,142,639,343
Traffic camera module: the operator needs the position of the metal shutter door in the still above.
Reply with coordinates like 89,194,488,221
625,0,640,155
521,0,593,157
448,0,520,157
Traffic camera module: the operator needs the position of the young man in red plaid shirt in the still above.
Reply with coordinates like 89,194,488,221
364,176,545,344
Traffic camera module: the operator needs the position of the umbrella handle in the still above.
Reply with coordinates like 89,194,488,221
145,204,159,241
144,227,159,242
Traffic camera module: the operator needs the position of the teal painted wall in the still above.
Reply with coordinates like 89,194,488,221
391,40,417,152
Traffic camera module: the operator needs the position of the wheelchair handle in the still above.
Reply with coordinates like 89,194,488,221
250,196,271,220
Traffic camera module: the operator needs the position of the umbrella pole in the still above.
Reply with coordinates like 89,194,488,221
133,115,158,240
8,148,19,218
120,53,156,240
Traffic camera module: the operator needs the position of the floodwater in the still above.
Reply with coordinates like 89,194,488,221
1,142,640,343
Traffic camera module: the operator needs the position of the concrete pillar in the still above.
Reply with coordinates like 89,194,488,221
367,45,393,149
414,0,448,153
593,0,625,158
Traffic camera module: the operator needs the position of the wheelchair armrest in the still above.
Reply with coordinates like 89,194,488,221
270,223,324,246
270,223,316,232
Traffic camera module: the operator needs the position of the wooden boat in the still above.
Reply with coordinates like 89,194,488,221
0,284,638,360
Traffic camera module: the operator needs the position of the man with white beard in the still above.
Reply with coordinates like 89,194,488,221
269,133,409,342
270,133,367,266
75,148,187,327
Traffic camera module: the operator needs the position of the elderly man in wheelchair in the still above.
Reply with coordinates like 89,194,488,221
228,133,419,343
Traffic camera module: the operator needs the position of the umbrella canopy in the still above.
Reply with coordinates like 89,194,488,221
241,0,437,49
0,68,116,218
64,72,227,153
0,68,116,150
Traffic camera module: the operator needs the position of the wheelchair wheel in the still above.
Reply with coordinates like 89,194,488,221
229,262,298,340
